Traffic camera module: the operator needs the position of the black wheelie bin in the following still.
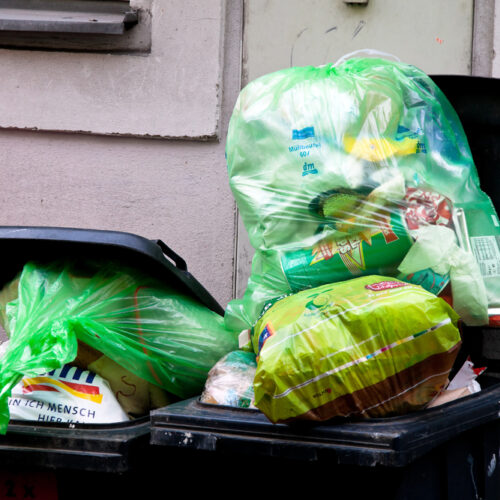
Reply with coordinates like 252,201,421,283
148,75,500,499
0,227,224,499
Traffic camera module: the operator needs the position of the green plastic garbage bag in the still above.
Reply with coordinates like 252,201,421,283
225,57,499,332
252,275,461,424
0,261,238,433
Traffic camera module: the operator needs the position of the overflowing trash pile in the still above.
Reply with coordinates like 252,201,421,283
0,56,498,431
217,57,499,423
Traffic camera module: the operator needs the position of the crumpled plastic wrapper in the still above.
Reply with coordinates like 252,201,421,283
201,351,257,409
398,225,488,325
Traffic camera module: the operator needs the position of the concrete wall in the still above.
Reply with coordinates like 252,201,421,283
243,0,475,84
473,0,495,76
0,1,243,307
492,0,500,76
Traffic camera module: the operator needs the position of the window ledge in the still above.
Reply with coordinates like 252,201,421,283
0,1,137,35
0,1,150,53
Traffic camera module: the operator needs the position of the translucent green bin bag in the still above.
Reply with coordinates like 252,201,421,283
0,261,238,433
225,57,499,332
252,276,461,424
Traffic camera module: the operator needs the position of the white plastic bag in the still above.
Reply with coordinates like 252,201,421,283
8,365,129,424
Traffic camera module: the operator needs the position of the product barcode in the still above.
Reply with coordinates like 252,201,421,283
475,239,496,260
471,235,500,278
479,263,492,277
479,261,499,277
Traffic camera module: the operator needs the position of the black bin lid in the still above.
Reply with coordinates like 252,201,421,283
431,75,500,207
150,382,500,468
0,226,224,315
0,226,224,472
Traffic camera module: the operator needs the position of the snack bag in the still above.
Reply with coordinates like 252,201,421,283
225,57,499,332
252,276,461,424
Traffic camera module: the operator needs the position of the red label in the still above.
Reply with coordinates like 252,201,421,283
365,281,409,291
318,242,333,260
404,187,453,230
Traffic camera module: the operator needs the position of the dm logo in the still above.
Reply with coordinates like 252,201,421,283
302,162,318,176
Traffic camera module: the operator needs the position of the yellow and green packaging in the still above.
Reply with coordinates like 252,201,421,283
252,275,461,424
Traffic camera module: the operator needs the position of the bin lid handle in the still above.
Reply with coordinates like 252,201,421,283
155,240,188,271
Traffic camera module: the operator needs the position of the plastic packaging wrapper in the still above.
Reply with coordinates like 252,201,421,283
252,276,461,424
426,357,485,409
397,225,489,324
201,350,257,408
225,57,499,332
72,342,172,419
0,275,19,338
0,261,238,433
8,365,129,424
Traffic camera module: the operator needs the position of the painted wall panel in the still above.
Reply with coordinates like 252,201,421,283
243,0,473,84
0,0,225,139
